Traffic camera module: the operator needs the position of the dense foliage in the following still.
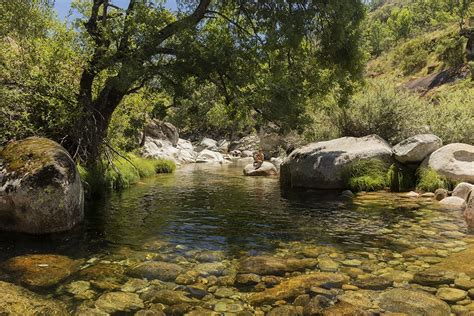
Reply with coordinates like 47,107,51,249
0,0,472,171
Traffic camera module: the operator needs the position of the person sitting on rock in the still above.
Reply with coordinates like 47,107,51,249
253,149,264,169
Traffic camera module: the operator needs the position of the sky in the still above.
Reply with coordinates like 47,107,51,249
53,0,178,20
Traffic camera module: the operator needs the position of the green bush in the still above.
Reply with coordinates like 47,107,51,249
387,163,416,192
78,154,175,194
338,79,427,144
345,159,389,192
416,168,449,192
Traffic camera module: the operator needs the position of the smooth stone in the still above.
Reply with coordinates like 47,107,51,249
321,301,369,315
267,305,301,316
405,191,420,197
235,273,261,285
341,259,362,267
248,272,348,305
379,288,450,316
413,270,455,286
65,280,95,300
128,261,184,281
95,292,144,314
393,134,442,163
0,281,67,315
3,254,80,288
194,262,226,276
453,182,474,201
436,287,467,302
142,289,194,305
238,256,317,275
439,196,467,209
455,278,474,290
195,251,225,262
214,287,235,298
318,258,340,272
353,275,393,290
435,188,448,201
121,278,149,292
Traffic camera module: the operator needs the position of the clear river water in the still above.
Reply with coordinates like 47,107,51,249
0,162,472,315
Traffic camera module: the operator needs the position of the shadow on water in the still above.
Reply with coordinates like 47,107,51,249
0,162,465,260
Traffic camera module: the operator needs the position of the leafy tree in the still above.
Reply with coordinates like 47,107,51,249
67,0,365,165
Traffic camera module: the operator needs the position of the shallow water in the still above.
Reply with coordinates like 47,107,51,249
0,162,472,314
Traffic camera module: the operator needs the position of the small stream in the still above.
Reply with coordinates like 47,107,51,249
0,162,472,314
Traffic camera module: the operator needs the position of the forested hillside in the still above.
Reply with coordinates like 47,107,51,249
1,0,473,166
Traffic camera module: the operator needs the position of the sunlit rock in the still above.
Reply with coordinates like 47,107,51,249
393,134,442,163
280,135,393,189
243,161,278,176
423,143,474,183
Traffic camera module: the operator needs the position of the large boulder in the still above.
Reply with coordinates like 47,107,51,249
144,120,179,146
0,137,84,234
243,162,278,176
280,135,393,189
392,134,442,163
196,149,225,163
0,281,67,315
423,143,474,183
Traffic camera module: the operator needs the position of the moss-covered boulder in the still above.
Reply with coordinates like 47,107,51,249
0,137,84,234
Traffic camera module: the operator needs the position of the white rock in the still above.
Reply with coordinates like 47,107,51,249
453,182,474,201
439,196,467,210
423,143,474,183
393,134,442,163
280,135,393,189
196,149,225,163
405,191,420,198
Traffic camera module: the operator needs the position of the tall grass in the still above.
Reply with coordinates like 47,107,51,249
416,167,455,192
78,154,175,195
345,159,389,192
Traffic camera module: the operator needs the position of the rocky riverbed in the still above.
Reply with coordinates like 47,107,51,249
0,163,473,315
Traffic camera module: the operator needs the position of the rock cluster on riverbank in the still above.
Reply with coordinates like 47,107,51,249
280,133,473,192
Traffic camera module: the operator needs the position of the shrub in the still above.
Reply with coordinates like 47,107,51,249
337,79,427,144
387,163,416,192
416,168,450,192
345,159,389,192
